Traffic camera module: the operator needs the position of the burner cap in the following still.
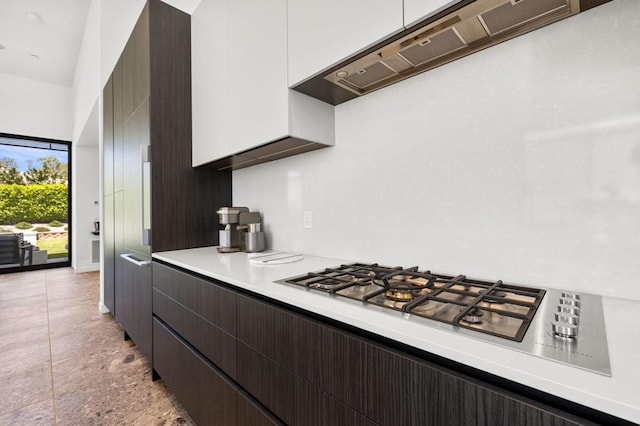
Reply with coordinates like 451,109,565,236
310,278,343,290
461,307,484,324
482,289,507,304
385,289,415,302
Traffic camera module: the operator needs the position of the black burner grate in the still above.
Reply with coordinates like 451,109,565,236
282,263,546,342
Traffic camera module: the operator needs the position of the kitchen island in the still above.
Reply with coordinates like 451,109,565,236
152,246,639,425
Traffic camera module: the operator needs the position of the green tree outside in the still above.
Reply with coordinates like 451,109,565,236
23,156,68,185
0,158,25,185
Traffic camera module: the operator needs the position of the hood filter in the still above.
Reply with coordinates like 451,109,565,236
399,27,467,67
480,0,569,35
325,0,580,96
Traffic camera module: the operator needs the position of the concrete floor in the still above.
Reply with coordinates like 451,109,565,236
0,268,194,425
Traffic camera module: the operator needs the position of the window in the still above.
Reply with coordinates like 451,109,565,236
0,134,71,271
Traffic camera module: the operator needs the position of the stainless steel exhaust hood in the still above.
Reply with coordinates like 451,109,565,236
293,0,610,105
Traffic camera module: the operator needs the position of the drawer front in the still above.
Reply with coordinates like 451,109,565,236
237,294,366,413
237,389,283,426
153,318,236,426
153,262,236,335
236,294,586,426
236,341,375,426
120,254,152,361
153,288,236,378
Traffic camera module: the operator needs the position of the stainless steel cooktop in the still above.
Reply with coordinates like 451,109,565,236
278,263,611,376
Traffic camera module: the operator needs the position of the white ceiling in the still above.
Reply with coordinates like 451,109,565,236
0,0,201,147
0,0,92,88
0,0,202,89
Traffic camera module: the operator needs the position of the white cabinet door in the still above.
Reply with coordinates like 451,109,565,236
404,0,463,28
191,0,229,166
227,0,289,154
287,0,403,87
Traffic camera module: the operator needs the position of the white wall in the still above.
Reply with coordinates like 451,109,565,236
72,0,101,144
0,73,72,140
72,144,100,272
233,1,640,300
99,0,146,90
72,101,100,273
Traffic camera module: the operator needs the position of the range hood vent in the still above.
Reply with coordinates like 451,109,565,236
312,0,608,102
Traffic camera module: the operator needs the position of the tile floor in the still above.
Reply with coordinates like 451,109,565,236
0,267,194,425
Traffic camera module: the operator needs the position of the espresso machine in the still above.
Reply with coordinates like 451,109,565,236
217,207,265,253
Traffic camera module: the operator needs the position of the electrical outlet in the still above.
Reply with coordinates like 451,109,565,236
303,211,312,229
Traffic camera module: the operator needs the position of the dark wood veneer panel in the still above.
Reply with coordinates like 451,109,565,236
206,137,330,172
237,294,366,413
236,342,374,426
112,61,124,193
122,97,150,257
103,195,115,313
153,289,236,378
237,292,593,426
236,393,282,426
153,262,236,334
364,342,476,425
103,77,114,196
121,4,150,121
148,0,231,253
153,318,237,426
113,191,125,326
120,257,152,361
103,76,115,314
365,338,589,426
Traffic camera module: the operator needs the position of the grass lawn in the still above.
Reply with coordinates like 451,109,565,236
37,236,68,259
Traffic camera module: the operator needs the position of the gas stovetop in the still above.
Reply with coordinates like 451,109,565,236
278,263,611,376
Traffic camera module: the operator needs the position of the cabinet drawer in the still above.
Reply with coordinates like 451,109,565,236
119,254,152,362
237,294,588,426
153,318,236,425
153,289,236,378
154,319,278,426
236,341,375,426
153,262,236,335
237,294,366,413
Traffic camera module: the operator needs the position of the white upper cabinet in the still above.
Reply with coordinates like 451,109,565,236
192,0,335,167
227,0,289,155
287,0,404,87
192,0,229,166
403,0,463,27
192,0,289,166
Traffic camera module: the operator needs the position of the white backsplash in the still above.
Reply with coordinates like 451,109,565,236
233,1,640,300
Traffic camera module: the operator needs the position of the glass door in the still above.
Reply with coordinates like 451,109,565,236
0,134,71,272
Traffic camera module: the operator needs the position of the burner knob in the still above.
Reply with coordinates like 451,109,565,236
552,321,579,339
561,292,581,300
557,304,580,316
554,312,579,325
559,297,581,309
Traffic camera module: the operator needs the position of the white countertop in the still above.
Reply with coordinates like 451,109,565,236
153,247,640,424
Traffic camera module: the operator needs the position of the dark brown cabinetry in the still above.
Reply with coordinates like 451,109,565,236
152,262,612,426
102,72,115,313
151,263,278,426
236,341,374,426
121,256,152,360
236,294,594,426
101,0,231,363
152,262,237,377
153,319,238,425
